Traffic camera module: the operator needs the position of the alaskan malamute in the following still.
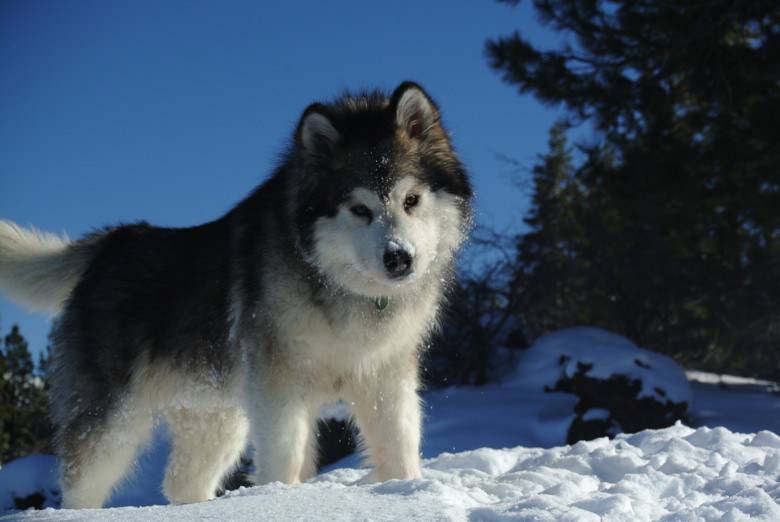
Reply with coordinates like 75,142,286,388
0,82,472,508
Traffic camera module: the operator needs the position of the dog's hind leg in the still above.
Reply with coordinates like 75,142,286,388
162,408,249,504
58,402,154,509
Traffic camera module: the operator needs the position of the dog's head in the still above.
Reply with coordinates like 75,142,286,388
290,82,473,297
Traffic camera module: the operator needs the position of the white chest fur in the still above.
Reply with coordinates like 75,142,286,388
255,267,441,381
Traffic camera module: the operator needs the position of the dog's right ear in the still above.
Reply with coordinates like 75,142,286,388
297,104,340,160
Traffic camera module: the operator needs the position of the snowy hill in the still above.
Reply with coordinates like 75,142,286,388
5,424,780,521
1,327,779,520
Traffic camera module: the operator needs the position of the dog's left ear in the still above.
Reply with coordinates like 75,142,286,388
391,82,440,140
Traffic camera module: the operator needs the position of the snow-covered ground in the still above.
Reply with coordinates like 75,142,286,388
2,327,779,520
5,424,780,521
686,372,780,437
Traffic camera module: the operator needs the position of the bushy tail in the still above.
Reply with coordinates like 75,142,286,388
0,220,99,314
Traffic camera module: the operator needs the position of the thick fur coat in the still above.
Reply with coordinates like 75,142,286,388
0,82,473,508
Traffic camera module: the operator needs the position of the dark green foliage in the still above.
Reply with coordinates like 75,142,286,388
425,233,529,388
0,323,54,463
515,122,591,335
489,0,780,378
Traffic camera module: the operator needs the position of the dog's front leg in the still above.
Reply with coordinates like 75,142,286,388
349,366,423,481
248,388,317,485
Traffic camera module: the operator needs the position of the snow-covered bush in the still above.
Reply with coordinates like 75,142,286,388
508,327,692,443
0,455,59,510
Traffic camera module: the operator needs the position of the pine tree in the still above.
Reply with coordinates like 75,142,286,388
516,121,588,337
0,336,12,458
1,324,53,462
489,0,780,377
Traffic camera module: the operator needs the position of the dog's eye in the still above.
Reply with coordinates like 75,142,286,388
404,194,420,212
350,205,373,222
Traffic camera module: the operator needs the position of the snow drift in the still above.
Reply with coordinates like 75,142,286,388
508,327,692,405
4,424,780,521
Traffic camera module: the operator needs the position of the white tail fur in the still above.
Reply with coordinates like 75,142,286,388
0,220,94,314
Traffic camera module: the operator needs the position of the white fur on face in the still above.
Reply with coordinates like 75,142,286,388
310,177,466,297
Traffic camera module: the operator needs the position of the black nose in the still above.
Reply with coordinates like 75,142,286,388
383,248,413,278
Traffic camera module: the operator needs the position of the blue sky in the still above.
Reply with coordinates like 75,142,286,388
0,0,566,355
